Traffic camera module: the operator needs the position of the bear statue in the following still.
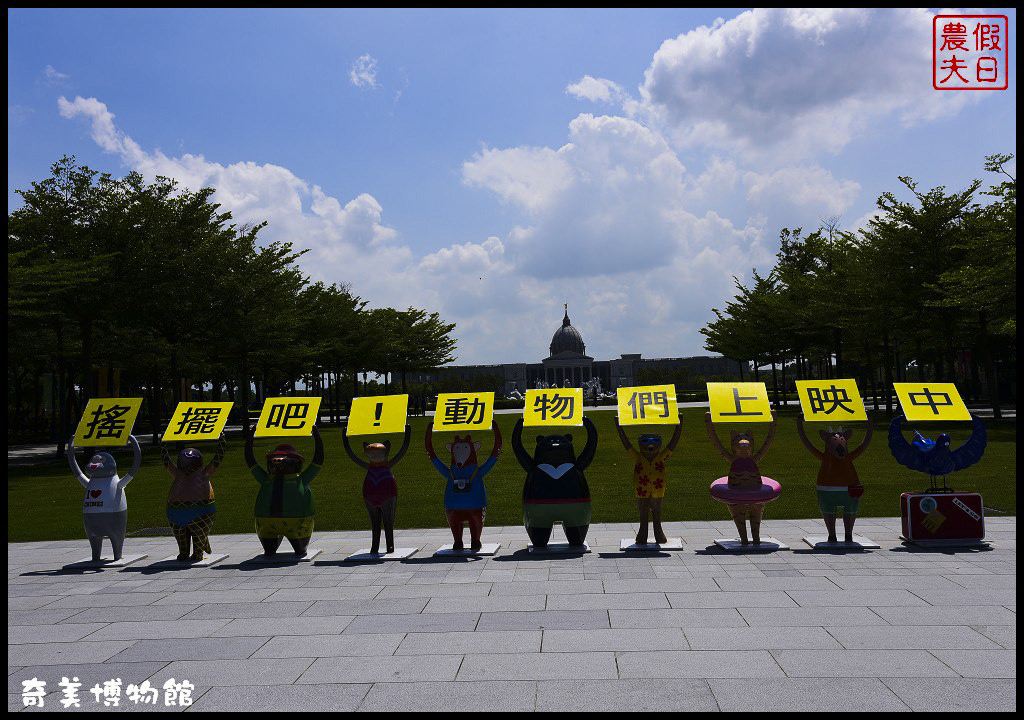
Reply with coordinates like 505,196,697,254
511,416,597,548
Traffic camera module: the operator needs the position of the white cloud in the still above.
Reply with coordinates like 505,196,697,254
44,65,70,84
639,8,979,161
566,75,624,104
349,54,379,89
743,165,860,218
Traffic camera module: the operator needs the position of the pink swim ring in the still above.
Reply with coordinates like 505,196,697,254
709,476,781,504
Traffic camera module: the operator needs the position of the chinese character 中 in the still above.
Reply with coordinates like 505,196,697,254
266,403,309,430
907,388,954,415
626,391,670,420
174,406,222,436
807,385,856,415
940,21,968,51
21,678,46,707
58,676,82,709
82,404,132,440
534,393,575,421
718,387,762,416
442,397,487,426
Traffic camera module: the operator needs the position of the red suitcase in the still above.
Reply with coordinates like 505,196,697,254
900,491,985,543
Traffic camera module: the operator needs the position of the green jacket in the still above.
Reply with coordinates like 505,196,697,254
251,464,321,517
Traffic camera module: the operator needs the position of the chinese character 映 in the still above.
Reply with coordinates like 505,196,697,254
174,406,222,436
534,393,574,421
443,397,486,426
82,404,132,440
907,388,954,415
266,403,309,429
807,385,855,415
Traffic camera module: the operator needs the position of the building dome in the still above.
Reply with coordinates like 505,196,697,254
549,306,586,356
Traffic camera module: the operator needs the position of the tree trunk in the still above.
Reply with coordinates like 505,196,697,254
979,310,1002,420
883,332,893,417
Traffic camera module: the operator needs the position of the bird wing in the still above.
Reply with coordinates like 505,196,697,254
888,414,928,473
951,414,987,472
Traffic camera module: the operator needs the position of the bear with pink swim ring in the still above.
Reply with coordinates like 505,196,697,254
705,411,780,546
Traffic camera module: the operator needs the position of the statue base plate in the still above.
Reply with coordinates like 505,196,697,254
527,542,591,554
154,553,229,567
249,548,322,563
899,536,989,548
345,547,418,561
434,543,500,557
803,536,880,549
65,554,148,569
714,537,788,551
620,538,684,551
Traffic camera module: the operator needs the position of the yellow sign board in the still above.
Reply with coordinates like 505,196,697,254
347,394,409,436
795,379,867,422
616,385,679,426
434,392,494,433
707,382,772,423
162,402,234,442
894,383,971,422
253,396,322,438
74,398,144,446
523,388,583,427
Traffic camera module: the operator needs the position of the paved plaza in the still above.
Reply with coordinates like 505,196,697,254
8,517,1016,712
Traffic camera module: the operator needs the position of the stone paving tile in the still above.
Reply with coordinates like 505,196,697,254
476,610,609,631
665,591,799,608
106,636,271,662
971,624,1016,649
80,619,232,641
771,649,960,678
535,678,719,711
709,678,910,711
609,608,747,629
456,651,618,681
928,649,1017,678
825,625,1002,650
357,680,537,712
177,601,313,621
8,662,171,701
881,678,1017,711
617,650,787,679
188,683,371,712
252,633,404,658
545,592,670,611
487,580,605,595
8,623,110,645
342,613,479,634
376,582,492,598
685,627,842,650
396,630,541,655
211,615,355,637
297,655,463,684
423,595,546,613
146,658,315,687
541,627,688,652
785,589,929,607
8,609,88,626
8,641,137,667
301,598,428,616
867,605,1018,626
908,588,1018,606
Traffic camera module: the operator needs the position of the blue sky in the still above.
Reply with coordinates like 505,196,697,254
8,8,1017,367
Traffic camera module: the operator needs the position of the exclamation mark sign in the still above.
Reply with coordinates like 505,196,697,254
373,402,383,427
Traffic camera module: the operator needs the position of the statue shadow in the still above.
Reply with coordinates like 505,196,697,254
889,542,994,555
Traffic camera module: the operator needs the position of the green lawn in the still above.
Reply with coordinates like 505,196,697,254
7,406,1016,543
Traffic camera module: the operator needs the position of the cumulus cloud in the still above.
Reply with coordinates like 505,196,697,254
44,65,70,84
566,75,625,104
639,8,978,160
743,165,860,218
349,54,379,89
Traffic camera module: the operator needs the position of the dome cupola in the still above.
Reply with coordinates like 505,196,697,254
549,305,586,356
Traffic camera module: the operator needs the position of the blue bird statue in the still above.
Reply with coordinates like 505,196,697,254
888,414,987,491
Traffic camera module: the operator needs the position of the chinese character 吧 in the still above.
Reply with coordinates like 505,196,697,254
907,388,954,415
807,385,855,415
534,393,574,421
443,397,487,426
266,402,309,429
719,387,762,416
82,403,132,440
174,406,222,436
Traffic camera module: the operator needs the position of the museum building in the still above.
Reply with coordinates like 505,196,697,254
410,306,743,395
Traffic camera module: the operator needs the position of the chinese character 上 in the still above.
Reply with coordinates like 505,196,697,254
82,404,132,440
266,403,309,429
807,385,855,415
719,387,762,416
442,397,487,426
174,406,222,436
